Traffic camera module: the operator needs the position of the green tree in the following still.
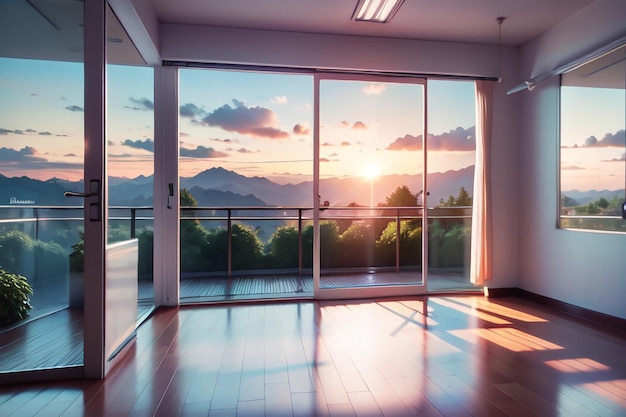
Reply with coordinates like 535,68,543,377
230,223,264,270
268,226,299,268
596,197,609,209
439,186,472,207
338,222,376,267
180,188,198,207
384,185,418,207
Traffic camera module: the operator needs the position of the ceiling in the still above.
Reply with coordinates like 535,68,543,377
0,0,599,65
149,0,597,47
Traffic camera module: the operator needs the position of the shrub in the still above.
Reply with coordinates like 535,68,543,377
0,268,33,327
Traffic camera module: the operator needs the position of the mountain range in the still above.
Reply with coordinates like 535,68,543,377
1,167,619,208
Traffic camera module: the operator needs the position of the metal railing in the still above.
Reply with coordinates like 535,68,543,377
0,205,472,277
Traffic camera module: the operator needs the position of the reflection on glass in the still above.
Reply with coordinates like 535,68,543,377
178,69,314,301
106,4,154,316
560,45,626,232
0,0,85,371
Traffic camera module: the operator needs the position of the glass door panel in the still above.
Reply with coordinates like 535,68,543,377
0,1,85,373
425,80,480,292
178,69,314,302
106,6,155,319
316,75,426,295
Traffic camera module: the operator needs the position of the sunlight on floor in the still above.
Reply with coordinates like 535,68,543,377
430,297,512,325
545,357,611,373
450,328,564,352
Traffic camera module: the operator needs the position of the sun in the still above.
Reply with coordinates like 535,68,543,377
363,163,380,179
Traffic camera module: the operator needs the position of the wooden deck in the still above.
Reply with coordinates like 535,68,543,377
1,295,626,416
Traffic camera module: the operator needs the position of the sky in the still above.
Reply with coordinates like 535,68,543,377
560,86,625,192
1,57,624,193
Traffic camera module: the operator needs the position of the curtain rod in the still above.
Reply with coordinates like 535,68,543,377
507,35,626,95
162,60,498,82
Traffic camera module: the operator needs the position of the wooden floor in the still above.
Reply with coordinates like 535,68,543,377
1,295,625,416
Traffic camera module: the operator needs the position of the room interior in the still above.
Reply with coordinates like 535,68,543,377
0,0,625,414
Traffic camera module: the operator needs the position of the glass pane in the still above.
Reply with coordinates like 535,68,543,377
318,78,424,288
178,69,314,301
426,80,479,291
560,45,626,232
106,6,154,318
0,0,84,371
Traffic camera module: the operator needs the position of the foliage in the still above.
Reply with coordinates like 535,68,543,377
439,186,472,207
268,226,300,268
383,185,419,207
337,222,377,267
0,268,32,327
376,220,422,266
69,233,85,273
0,230,68,280
0,230,34,272
180,188,198,207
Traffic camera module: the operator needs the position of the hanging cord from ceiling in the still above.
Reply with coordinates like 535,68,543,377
497,17,505,82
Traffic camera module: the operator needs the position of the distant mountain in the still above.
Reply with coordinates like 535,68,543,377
562,189,624,205
1,166,476,208
0,174,83,206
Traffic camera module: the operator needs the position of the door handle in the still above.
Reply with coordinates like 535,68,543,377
64,179,101,221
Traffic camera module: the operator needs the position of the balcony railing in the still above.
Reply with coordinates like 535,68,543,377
0,206,471,298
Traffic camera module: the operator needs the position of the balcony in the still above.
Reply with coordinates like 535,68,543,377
0,205,476,310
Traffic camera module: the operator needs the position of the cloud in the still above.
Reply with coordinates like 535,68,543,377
0,146,82,172
562,165,585,170
122,138,154,152
579,130,625,148
293,123,311,135
271,96,288,104
321,142,335,147
65,105,83,112
64,153,78,157
341,121,350,127
201,99,289,139
125,97,154,111
236,148,255,153
39,131,52,136
0,146,47,162
352,121,367,130
340,141,351,146
180,145,228,158
386,126,475,151
602,152,626,162
209,138,235,143
180,103,207,119
362,83,386,95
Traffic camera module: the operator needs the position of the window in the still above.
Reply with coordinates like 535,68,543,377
559,45,626,232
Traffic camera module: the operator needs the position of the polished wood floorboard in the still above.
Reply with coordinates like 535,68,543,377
1,296,625,416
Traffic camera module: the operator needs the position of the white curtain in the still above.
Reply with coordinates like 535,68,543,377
470,80,495,285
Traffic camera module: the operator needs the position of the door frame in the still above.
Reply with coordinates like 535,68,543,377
312,73,429,300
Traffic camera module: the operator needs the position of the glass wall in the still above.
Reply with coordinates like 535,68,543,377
426,80,478,291
560,45,626,232
0,0,85,372
318,76,425,289
178,69,314,301
106,6,155,317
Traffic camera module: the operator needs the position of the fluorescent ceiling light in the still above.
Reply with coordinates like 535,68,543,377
352,0,405,23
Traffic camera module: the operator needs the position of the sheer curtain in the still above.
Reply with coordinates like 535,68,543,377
470,80,495,285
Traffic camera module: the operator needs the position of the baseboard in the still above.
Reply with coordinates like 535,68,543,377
486,286,626,335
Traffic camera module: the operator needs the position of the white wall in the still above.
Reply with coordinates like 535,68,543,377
160,24,500,77
519,0,626,319
158,24,523,290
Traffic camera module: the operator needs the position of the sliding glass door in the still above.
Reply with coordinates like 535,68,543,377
314,74,428,298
